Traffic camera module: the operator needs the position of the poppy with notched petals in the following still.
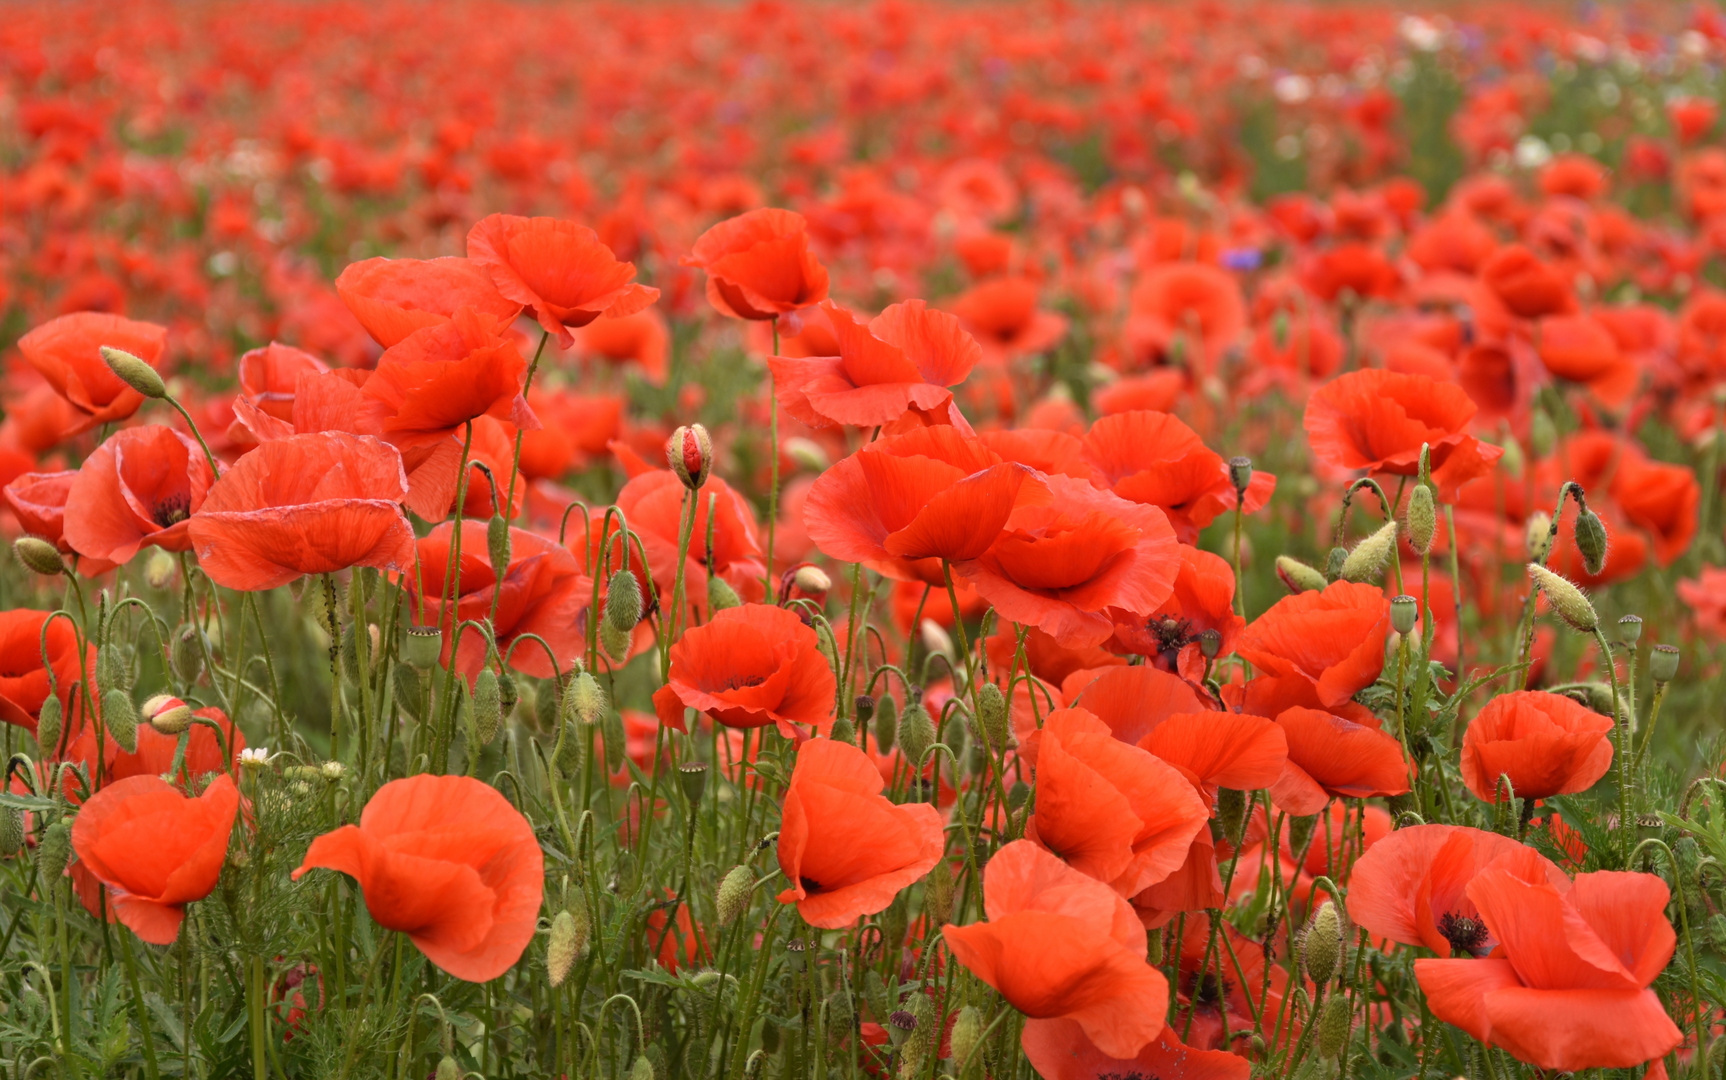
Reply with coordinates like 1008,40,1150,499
1235,581,1391,713
467,214,659,346
0,608,96,745
684,208,829,320
17,312,168,436
1082,411,1275,545
1460,690,1614,804
652,603,836,740
335,256,523,349
1303,369,1502,497
63,425,215,565
360,306,538,451
1268,706,1412,815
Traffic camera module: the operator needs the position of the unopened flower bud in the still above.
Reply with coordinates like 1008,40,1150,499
473,669,501,745
830,715,856,744
600,620,632,664
1216,787,1248,846
948,1005,985,1069
14,536,64,576
1323,546,1348,582
974,682,1008,752
824,988,855,1045
1287,812,1317,854
1304,900,1342,985
784,436,829,472
923,859,954,926
1650,644,1680,684
1525,511,1553,561
101,346,166,399
171,624,206,683
1618,614,1643,645
36,692,62,754
792,564,831,595
678,761,709,805
1228,455,1253,496
144,548,177,590
39,820,71,879
898,699,935,768
1340,520,1398,583
873,694,899,752
919,619,953,662
1406,483,1436,555
1390,595,1419,636
547,908,583,987
553,720,582,775
497,673,518,719
605,570,643,633
667,424,713,491
1317,994,1352,1059
629,1055,654,1080
103,688,138,753
717,864,755,926
97,644,131,694
434,1056,460,1080
1276,555,1327,594
600,709,625,773
487,513,511,574
565,672,606,725
1528,563,1597,632
143,694,193,736
1573,505,1609,576
0,807,22,857
708,574,741,613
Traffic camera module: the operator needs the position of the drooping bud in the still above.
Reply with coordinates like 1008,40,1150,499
1316,994,1352,1059
600,708,625,773
547,909,581,987
39,820,71,879
403,625,442,671
974,683,1008,752
604,570,643,633
600,620,632,665
667,424,713,491
873,694,898,752
678,761,709,805
1650,644,1680,684
923,859,954,926
565,672,606,725
143,694,194,736
1276,555,1327,593
1340,520,1398,583
708,573,741,613
1525,511,1554,562
497,673,518,720
97,645,131,694
898,699,935,769
472,669,501,745
144,548,177,590
171,625,206,683
35,692,62,755
1323,546,1348,582
1227,455,1253,496
1528,563,1597,633
1390,595,1419,636
717,864,755,926
0,807,21,857
792,564,831,596
1304,900,1342,985
101,346,166,398
948,1005,985,1069
553,721,582,775
1406,483,1436,555
1573,505,1609,576
487,513,511,575
1618,613,1643,645
13,536,64,577
1216,788,1248,846
103,688,138,753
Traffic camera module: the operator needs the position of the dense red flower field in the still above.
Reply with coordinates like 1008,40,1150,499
4,2,1726,1078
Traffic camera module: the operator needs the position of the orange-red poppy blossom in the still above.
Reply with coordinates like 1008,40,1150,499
3,470,119,575
949,276,1069,362
1111,545,1245,681
943,840,1168,1060
103,706,244,787
775,738,944,927
1303,369,1503,496
1020,1017,1249,1080
1459,690,1614,803
467,214,659,346
360,306,538,451
652,603,836,740
0,608,96,748
71,773,240,945
684,208,829,320
1235,581,1391,712
613,468,764,615
335,256,523,349
188,432,417,591
769,300,981,429
1479,243,1577,320
63,425,215,564
1082,411,1275,544
293,774,543,982
17,313,169,437
1268,707,1412,814
1415,866,1682,1071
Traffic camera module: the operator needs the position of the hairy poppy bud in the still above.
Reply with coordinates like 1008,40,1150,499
919,619,954,663
974,682,1008,752
101,345,167,399
1276,555,1328,594
902,994,937,1067
1528,563,1597,632
36,692,62,755
600,620,632,664
605,570,643,633
39,820,71,880
1216,787,1247,846
1317,994,1352,1059
923,859,954,926
629,1055,654,1080
874,694,899,752
717,864,754,926
825,988,855,1045
1228,455,1253,496
172,624,206,684
1197,627,1222,659
553,721,582,775
1340,521,1398,583
547,908,582,987
1406,483,1436,555
1304,900,1342,985
793,564,831,596
497,673,518,720
667,424,713,491
104,688,138,753
144,548,177,590
14,536,64,577
830,715,856,745
1390,595,1418,636
898,699,935,769
949,1005,984,1068
473,669,501,745
434,1056,460,1080
678,761,708,805
486,512,511,573
143,694,194,736
1524,511,1553,562
708,573,741,613
0,807,21,858
1618,613,1643,645
1650,643,1680,684
600,709,625,773
97,644,132,694
784,436,829,472
1323,545,1348,582
1573,506,1608,576
403,625,442,671
565,672,606,725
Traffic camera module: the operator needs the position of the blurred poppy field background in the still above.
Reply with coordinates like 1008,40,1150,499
8,1,1726,1078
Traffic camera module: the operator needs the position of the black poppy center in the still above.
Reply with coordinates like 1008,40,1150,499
152,492,191,529
1437,911,1489,956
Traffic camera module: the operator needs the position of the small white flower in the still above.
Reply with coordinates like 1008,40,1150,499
239,747,272,769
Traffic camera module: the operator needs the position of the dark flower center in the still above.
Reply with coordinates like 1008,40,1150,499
1189,971,1229,1006
800,877,823,894
152,492,191,529
1437,911,1489,956
723,674,767,691
1149,615,1193,654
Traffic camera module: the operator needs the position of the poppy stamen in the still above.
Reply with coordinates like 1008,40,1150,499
1436,911,1490,957
152,492,192,528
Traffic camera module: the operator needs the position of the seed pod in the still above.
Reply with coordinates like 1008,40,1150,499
1406,483,1436,555
923,859,954,926
708,574,742,613
0,807,22,857
1574,506,1609,576
14,536,64,576
473,669,501,745
605,569,643,633
1618,614,1643,645
100,346,167,398
600,620,632,664
1390,595,1418,636
975,682,1008,752
678,762,709,805
171,625,206,683
39,820,71,879
1525,511,1554,561
1216,788,1247,847
898,699,935,770
854,695,875,725
1709,913,1726,952
1316,994,1352,1059
1304,900,1341,985
143,548,177,590
36,692,63,755
667,424,713,491
1527,563,1597,633
873,694,899,753
566,672,606,725
1650,644,1680,684
403,625,443,671
948,1005,984,1067
1228,455,1253,496
1339,520,1398,584
104,688,138,753
487,513,511,575
1197,628,1222,659
547,909,580,987
1275,555,1328,594
717,864,755,926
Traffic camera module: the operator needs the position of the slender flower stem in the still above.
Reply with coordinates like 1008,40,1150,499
764,315,780,595
503,329,551,525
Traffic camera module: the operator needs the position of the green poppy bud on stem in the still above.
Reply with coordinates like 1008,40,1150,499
1525,511,1554,561
1340,521,1398,583
600,709,625,773
1527,563,1597,633
1323,546,1348,582
629,1055,654,1080
487,513,511,575
874,694,899,753
553,721,582,775
566,672,606,725
434,1056,460,1080
144,548,176,590
104,688,139,753
948,1005,984,1068
1574,505,1609,576
0,807,21,858
36,692,62,756
39,820,71,880
1216,788,1247,847
829,715,856,745
1317,994,1352,1059
975,682,1007,752
1276,555,1327,594
605,569,643,632
473,669,501,745
898,699,935,771
923,859,954,926
1304,900,1342,985
600,620,632,664
546,908,583,987
100,346,167,399
717,864,755,926
172,624,206,683
707,573,741,613
13,536,64,577
1406,483,1436,555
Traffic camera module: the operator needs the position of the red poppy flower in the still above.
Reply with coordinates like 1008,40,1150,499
188,432,417,591
1303,369,1502,496
236,342,330,422
1021,1017,1249,1080
1680,565,1726,638
335,256,523,348
684,208,829,320
1139,710,1288,803
1026,707,1208,896
613,469,764,614
775,738,944,927
1172,914,1300,1051
1347,824,1566,957
1268,707,1412,815
1415,866,1682,1071
943,840,1168,1060
1060,664,1207,749
360,306,537,451
1460,691,1614,803
0,608,95,746
574,308,670,385
3,471,118,575
644,891,709,973
293,774,543,982
770,300,980,429
957,473,1180,650
63,426,215,564
71,773,239,945
1112,545,1245,681
1479,244,1577,320
804,426,1043,579
407,520,591,680
17,312,168,436
105,706,244,787
1305,242,1402,302
1536,314,1627,384
949,276,1069,362
1082,411,1275,544
1609,452,1699,566
467,215,658,346
1235,581,1391,712
651,603,836,740
1125,264,1246,366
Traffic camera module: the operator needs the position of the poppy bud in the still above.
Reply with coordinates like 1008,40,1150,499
144,548,177,590
1524,511,1553,562
793,564,831,597
97,644,132,694
1573,506,1609,576
497,673,518,719
1228,455,1253,496
487,513,511,576
667,424,713,491
600,709,625,773
172,625,206,684
1317,994,1352,1059
1390,595,1419,636
1323,546,1348,582
1406,483,1436,555
1276,555,1328,594
1304,900,1342,985
434,1056,460,1080
600,620,632,664
1530,408,1556,458
1197,627,1222,659
36,692,62,755
975,682,1008,752
948,1005,984,1068
898,699,935,769
39,820,71,880
605,570,643,633
0,807,21,858
1527,563,1597,632
1216,787,1248,846
13,536,64,577
825,987,855,1045
629,1055,654,1080
566,672,606,725
473,669,501,745
708,574,741,613
403,625,443,671
902,994,937,1067
532,677,561,730
717,864,754,926
104,688,138,753
1340,520,1398,583
784,436,829,473
1650,644,1680,684
830,715,856,745
874,694,899,752
919,619,954,664
923,859,954,926
100,346,167,399
553,720,582,775
1287,812,1318,855
143,694,194,736
547,908,582,987
678,761,708,805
